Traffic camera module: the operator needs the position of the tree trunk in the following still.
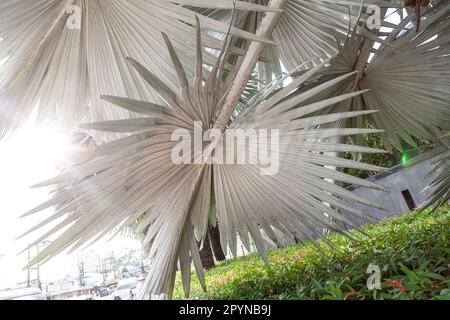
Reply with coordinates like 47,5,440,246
208,225,226,262
202,0,289,160
194,0,288,273
212,0,289,132
199,234,215,270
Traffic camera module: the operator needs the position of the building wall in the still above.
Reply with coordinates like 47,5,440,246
238,154,445,252
343,155,441,228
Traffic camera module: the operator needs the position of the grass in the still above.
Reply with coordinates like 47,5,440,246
174,205,450,300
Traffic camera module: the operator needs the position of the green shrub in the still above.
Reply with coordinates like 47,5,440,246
174,205,450,300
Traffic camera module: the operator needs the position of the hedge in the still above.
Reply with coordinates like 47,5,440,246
174,205,450,300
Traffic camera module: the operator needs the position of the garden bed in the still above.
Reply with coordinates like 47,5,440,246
174,205,450,300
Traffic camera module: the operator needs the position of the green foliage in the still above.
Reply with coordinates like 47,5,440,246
344,131,430,180
174,205,450,300
345,133,401,179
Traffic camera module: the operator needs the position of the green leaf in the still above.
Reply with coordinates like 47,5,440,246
417,272,446,281
399,263,420,282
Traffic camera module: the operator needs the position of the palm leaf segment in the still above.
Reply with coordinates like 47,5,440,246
206,1,405,74
21,17,389,298
0,0,275,139
272,0,405,70
0,0,407,140
305,1,450,151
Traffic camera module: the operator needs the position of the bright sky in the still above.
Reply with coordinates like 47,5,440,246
0,113,141,290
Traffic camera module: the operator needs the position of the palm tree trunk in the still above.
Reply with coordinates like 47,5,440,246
203,0,288,168
195,0,288,278
199,234,215,270
208,225,226,262
212,0,288,133
195,0,288,270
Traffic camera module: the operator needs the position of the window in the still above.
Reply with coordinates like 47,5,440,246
401,189,417,211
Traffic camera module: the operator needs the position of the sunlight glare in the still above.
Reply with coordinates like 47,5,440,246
5,124,74,174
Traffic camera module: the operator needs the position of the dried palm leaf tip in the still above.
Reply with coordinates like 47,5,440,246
404,0,431,32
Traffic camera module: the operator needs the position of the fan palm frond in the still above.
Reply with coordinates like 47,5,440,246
21,19,389,299
204,0,405,74
272,0,404,71
294,0,450,151
0,0,276,139
361,1,450,150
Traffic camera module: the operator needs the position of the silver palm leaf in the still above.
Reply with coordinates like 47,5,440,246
295,0,450,151
203,0,404,75
21,19,389,299
0,0,276,139
272,0,404,71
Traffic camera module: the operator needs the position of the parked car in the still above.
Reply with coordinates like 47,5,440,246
0,287,47,300
98,288,111,297
113,277,141,300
